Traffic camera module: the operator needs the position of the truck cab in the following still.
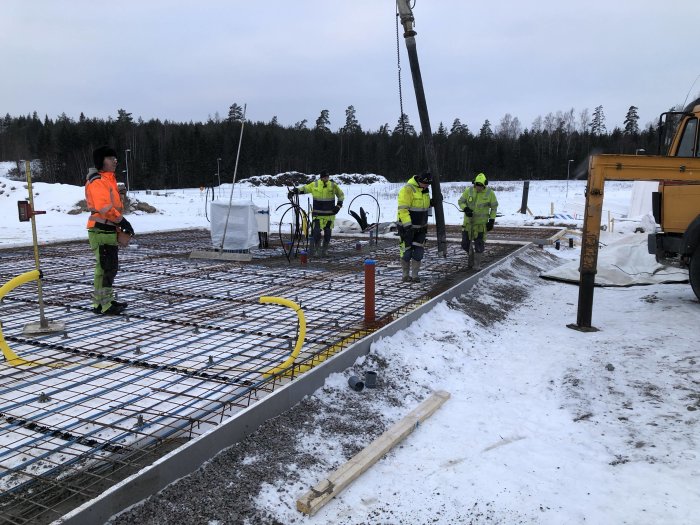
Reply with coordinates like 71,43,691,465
648,97,700,299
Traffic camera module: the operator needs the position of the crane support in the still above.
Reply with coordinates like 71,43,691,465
570,154,700,330
396,1,447,256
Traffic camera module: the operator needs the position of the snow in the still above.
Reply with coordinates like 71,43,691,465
1,173,698,524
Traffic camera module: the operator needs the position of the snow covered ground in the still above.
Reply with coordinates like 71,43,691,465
1,170,698,524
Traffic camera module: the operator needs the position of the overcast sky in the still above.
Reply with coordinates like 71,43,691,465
2,0,699,133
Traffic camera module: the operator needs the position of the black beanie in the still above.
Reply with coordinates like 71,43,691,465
93,145,117,170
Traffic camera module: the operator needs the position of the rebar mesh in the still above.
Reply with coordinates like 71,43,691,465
0,227,556,523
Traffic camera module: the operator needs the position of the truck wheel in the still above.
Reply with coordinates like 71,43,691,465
691,247,700,301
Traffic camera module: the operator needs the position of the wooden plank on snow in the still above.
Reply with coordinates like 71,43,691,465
296,390,450,516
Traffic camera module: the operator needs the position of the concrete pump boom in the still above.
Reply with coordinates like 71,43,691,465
396,0,447,257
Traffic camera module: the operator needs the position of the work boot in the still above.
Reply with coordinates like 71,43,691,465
100,302,127,315
321,242,329,257
467,249,474,269
474,252,483,271
113,300,128,309
401,259,410,282
410,260,421,283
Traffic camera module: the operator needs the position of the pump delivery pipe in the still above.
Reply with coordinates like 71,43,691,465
396,1,447,257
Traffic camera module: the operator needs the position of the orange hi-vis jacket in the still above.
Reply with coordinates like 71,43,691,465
85,170,125,229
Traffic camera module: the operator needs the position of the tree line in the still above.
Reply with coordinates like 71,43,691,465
0,103,659,188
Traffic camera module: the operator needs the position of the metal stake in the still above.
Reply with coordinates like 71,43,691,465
23,160,65,336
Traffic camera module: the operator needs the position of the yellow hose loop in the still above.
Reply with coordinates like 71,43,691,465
260,296,305,377
0,270,113,369
0,270,40,365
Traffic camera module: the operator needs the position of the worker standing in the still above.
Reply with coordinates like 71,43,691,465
458,172,498,270
289,170,344,257
85,146,135,315
396,172,432,282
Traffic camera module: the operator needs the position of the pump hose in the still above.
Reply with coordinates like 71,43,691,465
276,188,309,262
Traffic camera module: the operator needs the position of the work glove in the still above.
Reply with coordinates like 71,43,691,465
398,223,414,245
118,217,135,236
463,207,473,217
336,200,343,208
487,219,495,231
332,205,341,214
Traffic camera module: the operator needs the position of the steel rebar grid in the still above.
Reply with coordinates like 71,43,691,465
0,229,521,523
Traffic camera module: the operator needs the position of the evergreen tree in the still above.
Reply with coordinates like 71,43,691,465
479,119,493,139
623,105,640,135
436,122,448,138
315,109,331,132
294,119,308,130
116,109,133,123
590,105,607,136
342,105,361,133
227,103,244,121
393,113,416,136
450,118,469,136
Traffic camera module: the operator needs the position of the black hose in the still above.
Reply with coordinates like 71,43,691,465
204,184,215,223
275,188,309,263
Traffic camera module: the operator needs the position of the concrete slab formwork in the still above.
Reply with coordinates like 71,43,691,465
0,226,561,524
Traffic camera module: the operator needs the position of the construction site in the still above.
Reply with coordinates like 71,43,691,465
0,225,565,524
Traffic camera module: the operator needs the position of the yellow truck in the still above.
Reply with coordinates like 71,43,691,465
572,97,700,329
648,98,700,300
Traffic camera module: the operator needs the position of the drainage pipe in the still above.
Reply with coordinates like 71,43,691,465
364,259,375,323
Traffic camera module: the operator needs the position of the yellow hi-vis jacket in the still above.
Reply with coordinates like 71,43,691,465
396,176,431,228
299,179,344,218
458,186,498,235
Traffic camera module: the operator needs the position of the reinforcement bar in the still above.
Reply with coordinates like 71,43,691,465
56,243,530,525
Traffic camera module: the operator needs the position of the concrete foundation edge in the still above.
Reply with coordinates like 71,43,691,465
55,244,531,525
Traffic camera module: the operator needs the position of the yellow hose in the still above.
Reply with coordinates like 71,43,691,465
0,270,40,365
0,270,113,369
260,296,306,377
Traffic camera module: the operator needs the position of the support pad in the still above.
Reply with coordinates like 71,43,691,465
23,320,66,336
566,323,599,333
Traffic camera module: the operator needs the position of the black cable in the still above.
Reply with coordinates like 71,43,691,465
275,188,309,262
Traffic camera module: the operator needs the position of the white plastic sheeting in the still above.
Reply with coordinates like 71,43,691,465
541,233,689,286
628,181,658,218
209,201,264,250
